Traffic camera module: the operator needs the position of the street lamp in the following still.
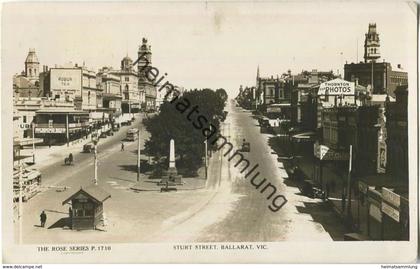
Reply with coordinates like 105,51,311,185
136,88,142,182
137,126,141,182
18,159,23,244
93,139,98,185
204,139,208,179
32,122,36,164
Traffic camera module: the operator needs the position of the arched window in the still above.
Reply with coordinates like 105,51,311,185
29,68,32,76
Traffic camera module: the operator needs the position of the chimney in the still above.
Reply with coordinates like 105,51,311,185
397,64,402,69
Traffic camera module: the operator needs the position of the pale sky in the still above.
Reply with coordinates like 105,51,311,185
2,1,417,97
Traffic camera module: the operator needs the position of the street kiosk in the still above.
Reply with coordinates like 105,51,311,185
62,185,111,230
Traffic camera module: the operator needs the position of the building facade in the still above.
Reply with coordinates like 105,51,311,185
97,67,122,113
344,23,408,97
13,49,42,98
385,85,408,182
109,56,141,113
138,38,157,110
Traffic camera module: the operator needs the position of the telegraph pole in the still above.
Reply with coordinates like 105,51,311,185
18,160,23,244
32,122,36,164
94,143,98,185
137,93,142,182
137,126,141,182
346,145,353,223
204,140,208,179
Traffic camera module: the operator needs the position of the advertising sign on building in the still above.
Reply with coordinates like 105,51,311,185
50,68,82,97
19,123,31,130
314,142,329,159
377,140,387,173
369,203,382,222
318,78,355,96
382,187,400,208
381,202,400,222
314,141,349,161
35,128,66,134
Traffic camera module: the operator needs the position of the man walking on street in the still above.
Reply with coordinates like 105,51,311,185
40,210,47,228
121,142,125,151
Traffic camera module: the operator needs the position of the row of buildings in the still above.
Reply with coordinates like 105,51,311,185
13,38,168,147
236,23,410,240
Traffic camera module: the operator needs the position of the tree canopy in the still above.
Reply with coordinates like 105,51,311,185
143,88,227,174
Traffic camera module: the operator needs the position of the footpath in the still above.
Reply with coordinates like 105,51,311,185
270,135,351,227
18,116,142,171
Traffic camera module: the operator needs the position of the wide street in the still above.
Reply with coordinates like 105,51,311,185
15,101,346,244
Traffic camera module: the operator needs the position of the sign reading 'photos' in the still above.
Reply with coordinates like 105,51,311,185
318,78,355,96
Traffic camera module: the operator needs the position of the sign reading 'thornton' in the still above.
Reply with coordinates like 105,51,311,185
318,78,355,96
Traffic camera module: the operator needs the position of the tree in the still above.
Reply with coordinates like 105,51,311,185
144,88,226,175
216,88,228,104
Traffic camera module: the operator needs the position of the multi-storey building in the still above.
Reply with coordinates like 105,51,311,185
385,85,408,182
97,67,122,113
109,56,141,113
344,23,408,97
138,38,157,110
13,49,42,98
42,63,102,111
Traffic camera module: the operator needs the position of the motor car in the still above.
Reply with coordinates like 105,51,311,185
126,128,139,141
99,132,107,138
83,142,95,153
241,141,251,152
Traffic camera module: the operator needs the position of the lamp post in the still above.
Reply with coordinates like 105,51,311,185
32,122,36,164
18,159,23,244
128,99,131,122
204,139,208,179
137,126,141,182
93,140,98,185
346,145,353,224
137,91,142,182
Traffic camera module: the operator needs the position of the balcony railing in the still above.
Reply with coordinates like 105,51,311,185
35,122,90,129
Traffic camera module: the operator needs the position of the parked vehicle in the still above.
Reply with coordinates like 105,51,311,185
83,142,95,153
91,132,99,141
241,139,251,152
13,165,41,202
126,128,139,141
99,132,107,138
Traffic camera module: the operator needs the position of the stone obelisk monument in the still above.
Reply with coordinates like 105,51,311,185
167,138,178,180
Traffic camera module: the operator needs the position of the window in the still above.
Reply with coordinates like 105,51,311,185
23,116,27,123
125,77,129,82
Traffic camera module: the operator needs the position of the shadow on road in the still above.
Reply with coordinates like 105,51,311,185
48,217,70,229
296,202,346,241
118,160,152,173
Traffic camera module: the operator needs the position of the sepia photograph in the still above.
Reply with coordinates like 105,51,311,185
1,0,418,264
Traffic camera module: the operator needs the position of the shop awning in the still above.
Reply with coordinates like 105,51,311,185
291,131,317,142
15,138,44,146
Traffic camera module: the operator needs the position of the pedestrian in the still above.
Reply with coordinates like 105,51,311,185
40,210,47,228
68,207,73,228
121,142,125,151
